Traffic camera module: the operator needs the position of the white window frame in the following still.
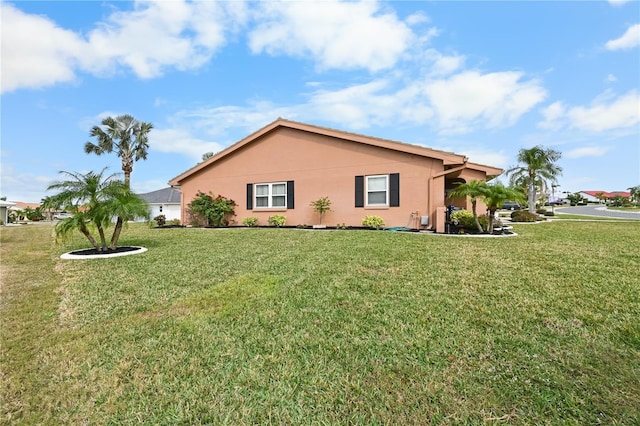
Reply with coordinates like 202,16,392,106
254,182,287,209
366,174,389,207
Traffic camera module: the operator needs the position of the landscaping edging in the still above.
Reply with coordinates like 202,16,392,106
60,246,147,259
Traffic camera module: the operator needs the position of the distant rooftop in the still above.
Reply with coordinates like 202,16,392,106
138,187,181,204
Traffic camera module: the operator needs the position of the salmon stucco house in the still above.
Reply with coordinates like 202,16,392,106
169,118,503,232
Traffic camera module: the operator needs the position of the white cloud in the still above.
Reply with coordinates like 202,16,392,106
406,11,430,26
608,0,631,6
161,68,544,139
84,0,232,78
539,101,567,130
459,149,510,169
1,1,241,93
0,4,89,92
605,23,640,50
567,90,640,132
424,71,547,133
248,0,414,72
538,90,640,133
150,128,225,161
175,101,298,138
565,146,611,159
420,49,465,76
0,163,57,202
606,73,617,82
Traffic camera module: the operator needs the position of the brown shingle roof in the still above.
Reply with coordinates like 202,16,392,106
169,118,503,185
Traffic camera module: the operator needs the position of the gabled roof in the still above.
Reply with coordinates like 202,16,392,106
138,187,181,204
170,118,502,186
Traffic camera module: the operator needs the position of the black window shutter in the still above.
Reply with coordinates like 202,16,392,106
390,173,400,207
246,183,253,210
287,180,295,209
355,175,364,207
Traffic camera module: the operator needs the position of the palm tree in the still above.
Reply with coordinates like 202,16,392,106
448,180,489,233
482,184,525,233
84,115,153,187
628,185,640,204
43,169,149,251
506,146,562,213
105,189,150,249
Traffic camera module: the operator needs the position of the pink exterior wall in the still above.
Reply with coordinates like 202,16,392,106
178,127,448,228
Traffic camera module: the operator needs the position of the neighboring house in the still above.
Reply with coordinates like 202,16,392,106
138,187,182,221
0,200,16,224
8,201,42,221
579,191,631,203
169,118,503,232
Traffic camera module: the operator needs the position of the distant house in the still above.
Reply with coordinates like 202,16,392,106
579,191,631,203
169,118,503,232
138,187,181,221
0,200,16,224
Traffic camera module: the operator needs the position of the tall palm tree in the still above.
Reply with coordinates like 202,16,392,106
43,169,149,251
482,184,525,233
84,115,153,187
448,179,489,233
506,146,562,213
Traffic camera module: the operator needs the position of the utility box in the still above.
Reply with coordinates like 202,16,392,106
420,215,429,226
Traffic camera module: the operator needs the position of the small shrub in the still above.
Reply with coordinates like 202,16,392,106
511,210,544,222
242,217,259,227
450,210,489,231
268,215,286,227
310,196,332,224
536,208,547,215
362,215,385,229
543,211,555,217
170,219,181,226
153,214,166,226
336,223,347,230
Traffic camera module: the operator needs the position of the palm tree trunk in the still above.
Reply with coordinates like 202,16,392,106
97,226,108,251
528,181,536,213
487,209,496,233
79,224,100,250
110,216,124,249
471,200,484,233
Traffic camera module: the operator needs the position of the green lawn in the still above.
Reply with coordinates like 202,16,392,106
1,222,639,425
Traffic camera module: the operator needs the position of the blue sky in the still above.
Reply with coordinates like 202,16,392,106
1,0,639,203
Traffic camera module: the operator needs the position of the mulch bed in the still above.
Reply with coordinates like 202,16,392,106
68,246,141,256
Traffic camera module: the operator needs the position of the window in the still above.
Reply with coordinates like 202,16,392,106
366,175,389,206
355,173,399,208
254,182,287,208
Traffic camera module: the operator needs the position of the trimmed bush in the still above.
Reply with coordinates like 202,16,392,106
543,211,555,217
268,215,286,227
362,215,385,229
242,217,259,227
450,210,489,231
511,210,544,222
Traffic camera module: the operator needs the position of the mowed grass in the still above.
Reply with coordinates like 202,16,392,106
1,222,638,425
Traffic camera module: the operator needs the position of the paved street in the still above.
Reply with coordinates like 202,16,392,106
555,205,640,220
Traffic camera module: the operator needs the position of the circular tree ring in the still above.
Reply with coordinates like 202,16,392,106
60,246,147,259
